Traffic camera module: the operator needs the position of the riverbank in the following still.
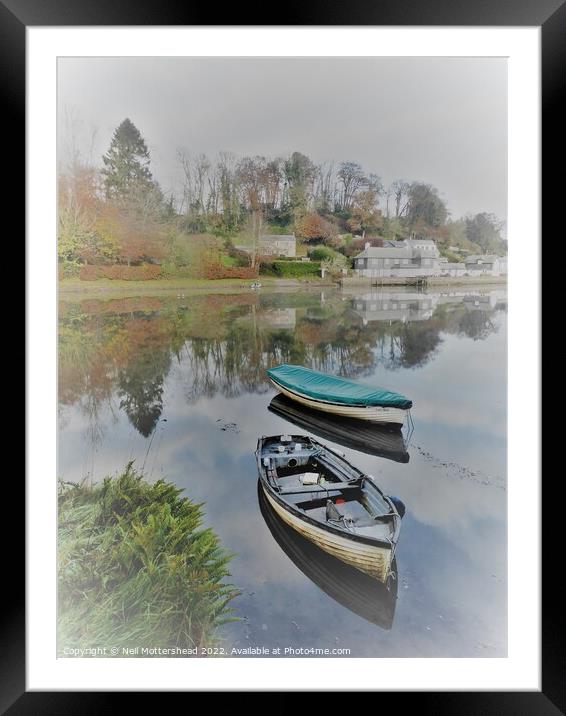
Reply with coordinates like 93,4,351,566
59,274,507,299
58,275,336,299
339,275,507,288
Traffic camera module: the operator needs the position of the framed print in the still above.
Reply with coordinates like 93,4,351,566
12,1,554,709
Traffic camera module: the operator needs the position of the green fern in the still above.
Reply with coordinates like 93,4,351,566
58,464,240,656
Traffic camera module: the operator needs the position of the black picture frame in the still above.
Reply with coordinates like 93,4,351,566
11,0,554,709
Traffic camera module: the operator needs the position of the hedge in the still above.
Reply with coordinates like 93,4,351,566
78,265,163,281
204,264,259,280
271,261,321,278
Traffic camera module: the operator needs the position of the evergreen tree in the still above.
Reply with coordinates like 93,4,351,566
102,118,155,202
465,212,505,254
284,151,316,218
406,182,448,233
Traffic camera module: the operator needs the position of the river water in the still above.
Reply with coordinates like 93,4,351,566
58,285,507,657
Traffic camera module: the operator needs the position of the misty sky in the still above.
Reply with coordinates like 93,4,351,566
58,57,507,222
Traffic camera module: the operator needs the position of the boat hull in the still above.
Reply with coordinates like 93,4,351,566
268,394,409,462
261,482,393,583
258,481,398,629
269,378,407,425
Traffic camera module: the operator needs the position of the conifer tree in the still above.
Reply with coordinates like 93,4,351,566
102,118,155,202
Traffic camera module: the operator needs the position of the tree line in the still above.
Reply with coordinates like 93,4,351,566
58,118,507,276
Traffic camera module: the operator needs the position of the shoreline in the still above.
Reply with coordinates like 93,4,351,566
58,274,507,300
58,276,335,298
339,275,507,288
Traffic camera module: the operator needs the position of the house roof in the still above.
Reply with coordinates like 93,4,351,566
355,246,412,259
442,263,466,269
405,239,437,246
260,234,295,242
383,240,406,248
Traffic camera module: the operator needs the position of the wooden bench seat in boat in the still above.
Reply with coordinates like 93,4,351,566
279,483,359,496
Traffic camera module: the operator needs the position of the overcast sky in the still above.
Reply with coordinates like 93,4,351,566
58,57,507,222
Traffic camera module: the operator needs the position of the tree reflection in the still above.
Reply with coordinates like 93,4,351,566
456,310,496,341
117,348,171,437
58,289,504,436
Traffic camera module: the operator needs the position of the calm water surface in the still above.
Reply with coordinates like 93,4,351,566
58,286,507,657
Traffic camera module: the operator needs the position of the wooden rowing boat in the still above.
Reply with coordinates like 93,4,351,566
258,479,398,629
268,393,410,463
266,364,412,426
255,434,405,583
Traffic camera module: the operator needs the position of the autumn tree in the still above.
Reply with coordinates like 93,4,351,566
337,162,367,211
314,161,336,213
347,187,383,238
388,180,410,218
294,212,338,244
216,151,242,231
237,156,268,267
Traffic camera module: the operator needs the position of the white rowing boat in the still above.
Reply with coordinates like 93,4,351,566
256,434,405,583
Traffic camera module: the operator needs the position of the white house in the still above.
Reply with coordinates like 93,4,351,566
464,255,507,276
353,239,440,278
353,239,507,279
439,262,467,277
258,234,296,257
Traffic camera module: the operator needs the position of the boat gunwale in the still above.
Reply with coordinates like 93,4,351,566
268,377,409,414
267,371,412,411
255,435,398,550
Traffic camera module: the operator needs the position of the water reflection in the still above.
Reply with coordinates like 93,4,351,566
268,394,410,463
258,480,398,630
59,287,506,441
58,285,507,657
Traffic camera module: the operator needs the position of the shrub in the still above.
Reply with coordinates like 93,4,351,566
78,265,101,281
58,463,239,655
204,264,259,280
59,260,82,279
271,261,321,278
258,259,277,276
308,246,337,262
79,264,162,281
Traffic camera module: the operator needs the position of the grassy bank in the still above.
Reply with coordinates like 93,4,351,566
58,464,239,656
58,275,336,298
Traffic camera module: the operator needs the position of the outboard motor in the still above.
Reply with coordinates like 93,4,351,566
388,495,406,519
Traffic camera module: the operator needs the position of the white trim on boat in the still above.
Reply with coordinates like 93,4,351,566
269,379,407,425
262,484,393,582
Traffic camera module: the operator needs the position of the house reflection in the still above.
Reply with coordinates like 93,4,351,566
257,308,297,330
351,292,437,325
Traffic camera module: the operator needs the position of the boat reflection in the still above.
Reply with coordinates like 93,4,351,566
258,480,398,631
268,393,410,463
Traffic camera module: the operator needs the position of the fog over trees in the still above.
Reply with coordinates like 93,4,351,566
58,117,507,277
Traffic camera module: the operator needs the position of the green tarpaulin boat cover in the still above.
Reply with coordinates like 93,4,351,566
267,364,412,409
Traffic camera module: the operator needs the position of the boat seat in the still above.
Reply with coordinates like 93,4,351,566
352,515,394,527
279,483,358,496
